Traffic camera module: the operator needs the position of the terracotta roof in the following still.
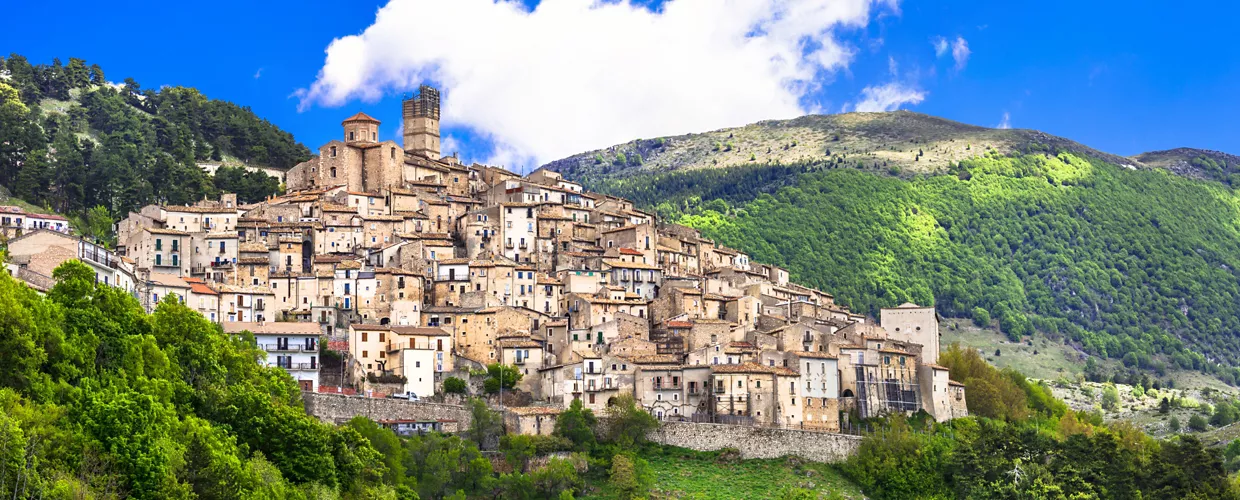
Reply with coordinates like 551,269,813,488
149,273,190,288
350,324,391,331
630,354,682,365
222,321,320,335
617,247,644,256
500,339,542,349
390,326,451,337
922,363,951,370
791,351,837,360
710,362,798,376
189,283,218,296
342,112,380,124
601,259,661,270
164,206,236,214
948,380,966,387
666,321,693,329
145,227,189,236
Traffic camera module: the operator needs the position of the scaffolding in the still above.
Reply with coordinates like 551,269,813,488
403,85,440,120
853,364,921,419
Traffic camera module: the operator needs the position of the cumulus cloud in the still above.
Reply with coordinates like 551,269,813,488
997,111,1011,129
931,36,949,57
951,36,970,70
852,82,925,112
297,0,896,168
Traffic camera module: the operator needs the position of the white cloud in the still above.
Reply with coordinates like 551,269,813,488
951,36,970,70
997,111,1010,129
852,82,925,112
297,0,896,168
931,36,948,57
254,68,263,79
887,55,898,76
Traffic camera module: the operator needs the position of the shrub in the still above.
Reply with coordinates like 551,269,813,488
971,307,990,327
443,377,468,394
608,453,651,500
1189,414,1209,432
1101,384,1120,411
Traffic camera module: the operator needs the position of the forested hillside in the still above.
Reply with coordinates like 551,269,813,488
557,141,1240,383
0,54,307,220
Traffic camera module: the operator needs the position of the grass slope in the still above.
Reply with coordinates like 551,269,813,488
583,446,863,499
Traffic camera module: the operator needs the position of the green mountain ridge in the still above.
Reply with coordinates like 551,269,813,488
543,110,1154,184
0,54,308,220
544,113,1240,384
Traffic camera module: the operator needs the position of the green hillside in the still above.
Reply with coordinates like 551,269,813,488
550,121,1240,384
0,54,306,219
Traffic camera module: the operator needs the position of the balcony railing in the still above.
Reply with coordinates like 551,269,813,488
653,383,682,390
271,362,319,370
261,344,319,353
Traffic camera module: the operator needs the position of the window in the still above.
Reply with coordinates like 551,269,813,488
331,146,337,157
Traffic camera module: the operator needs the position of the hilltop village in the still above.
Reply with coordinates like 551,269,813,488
3,85,965,433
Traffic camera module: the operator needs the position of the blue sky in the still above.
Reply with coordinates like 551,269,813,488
3,0,1237,170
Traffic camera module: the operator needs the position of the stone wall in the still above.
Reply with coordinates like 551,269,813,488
303,392,472,432
645,422,861,463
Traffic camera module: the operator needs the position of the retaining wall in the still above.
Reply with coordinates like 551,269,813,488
646,422,862,463
303,392,473,431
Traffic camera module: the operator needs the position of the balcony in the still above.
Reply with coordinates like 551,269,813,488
262,344,318,353
715,386,726,394
505,242,515,249
653,383,682,391
518,242,528,249
272,362,319,371
513,357,526,365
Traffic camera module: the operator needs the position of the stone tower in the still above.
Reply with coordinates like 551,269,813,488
342,112,380,144
403,85,441,160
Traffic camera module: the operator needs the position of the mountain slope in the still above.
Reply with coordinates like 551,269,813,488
0,54,308,218
546,114,1240,382
1132,147,1240,184
544,111,1138,184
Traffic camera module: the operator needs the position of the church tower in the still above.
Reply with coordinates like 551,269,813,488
403,85,441,160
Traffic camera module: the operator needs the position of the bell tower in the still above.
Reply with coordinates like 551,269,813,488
403,85,441,160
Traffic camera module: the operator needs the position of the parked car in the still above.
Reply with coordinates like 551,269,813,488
390,392,420,402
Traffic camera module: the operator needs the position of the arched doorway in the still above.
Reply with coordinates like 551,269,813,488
841,389,855,398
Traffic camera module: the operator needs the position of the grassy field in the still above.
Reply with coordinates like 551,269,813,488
581,446,863,499
940,319,1088,380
